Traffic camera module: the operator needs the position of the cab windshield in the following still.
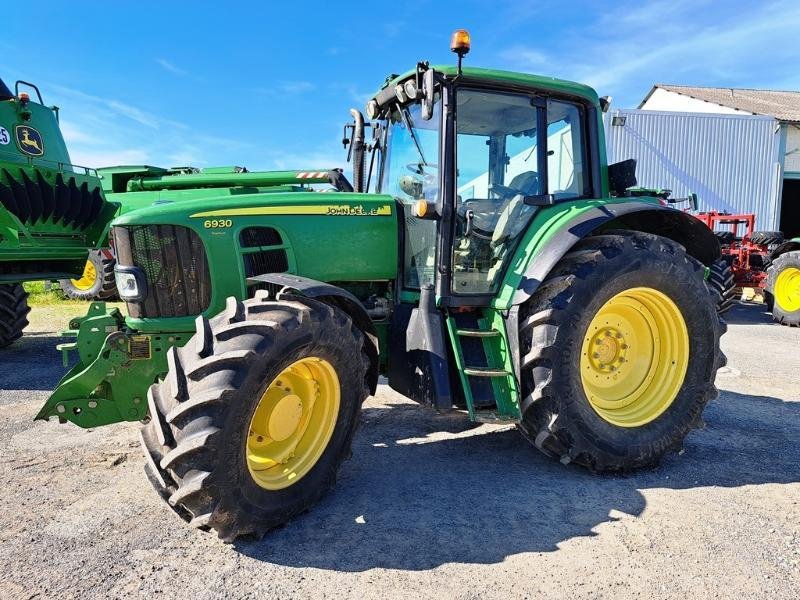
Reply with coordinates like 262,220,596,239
381,101,441,288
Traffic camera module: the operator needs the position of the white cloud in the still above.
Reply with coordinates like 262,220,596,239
261,150,345,172
278,81,316,95
496,0,800,105
156,58,188,77
69,148,150,169
41,81,255,170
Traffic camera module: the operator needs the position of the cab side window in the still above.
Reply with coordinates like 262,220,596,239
547,99,588,199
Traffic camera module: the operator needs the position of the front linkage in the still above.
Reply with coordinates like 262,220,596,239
35,302,189,428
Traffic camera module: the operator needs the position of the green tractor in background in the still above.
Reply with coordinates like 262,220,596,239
38,32,726,541
0,77,116,347
57,164,330,300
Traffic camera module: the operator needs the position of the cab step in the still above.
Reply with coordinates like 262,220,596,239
463,366,512,377
445,311,521,422
472,411,518,423
456,328,501,338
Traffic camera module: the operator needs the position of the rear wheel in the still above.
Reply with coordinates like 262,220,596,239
750,231,784,247
709,259,736,314
765,250,800,326
0,283,30,349
517,231,724,471
714,230,734,246
58,250,117,300
139,292,370,541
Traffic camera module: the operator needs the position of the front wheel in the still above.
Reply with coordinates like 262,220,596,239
765,250,800,326
0,284,30,349
517,231,725,471
139,292,371,541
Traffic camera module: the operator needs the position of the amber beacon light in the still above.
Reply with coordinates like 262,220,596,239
450,29,471,55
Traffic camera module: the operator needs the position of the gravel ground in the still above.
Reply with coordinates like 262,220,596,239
0,300,798,599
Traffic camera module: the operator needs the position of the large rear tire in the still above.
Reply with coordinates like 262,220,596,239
140,292,370,541
709,259,736,314
0,284,30,349
765,250,800,327
750,231,784,247
517,231,725,472
58,250,117,300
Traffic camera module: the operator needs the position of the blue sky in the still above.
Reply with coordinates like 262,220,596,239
2,0,798,171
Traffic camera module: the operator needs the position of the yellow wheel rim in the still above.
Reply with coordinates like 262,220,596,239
774,266,800,312
246,356,340,490
70,260,97,291
580,287,689,428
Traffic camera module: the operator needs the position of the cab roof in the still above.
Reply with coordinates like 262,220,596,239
382,65,600,105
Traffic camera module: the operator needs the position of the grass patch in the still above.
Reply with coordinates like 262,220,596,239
22,281,85,307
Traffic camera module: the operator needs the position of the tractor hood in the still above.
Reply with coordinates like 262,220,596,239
109,188,398,332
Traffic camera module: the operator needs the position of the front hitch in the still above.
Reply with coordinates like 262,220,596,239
36,302,190,428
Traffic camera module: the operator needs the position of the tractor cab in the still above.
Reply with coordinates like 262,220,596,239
349,32,603,308
338,33,612,415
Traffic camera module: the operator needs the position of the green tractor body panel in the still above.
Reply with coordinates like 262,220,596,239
36,190,398,425
0,78,115,283
94,165,337,245
493,197,661,309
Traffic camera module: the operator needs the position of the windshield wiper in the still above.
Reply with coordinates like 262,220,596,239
399,107,427,167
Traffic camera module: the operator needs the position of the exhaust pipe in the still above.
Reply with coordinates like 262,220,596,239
349,108,366,193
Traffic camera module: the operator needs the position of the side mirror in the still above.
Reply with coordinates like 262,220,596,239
421,69,435,121
689,193,698,211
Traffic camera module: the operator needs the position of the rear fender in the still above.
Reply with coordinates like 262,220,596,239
500,201,721,308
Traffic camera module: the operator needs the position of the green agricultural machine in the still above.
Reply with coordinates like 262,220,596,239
0,77,116,348
57,164,324,300
38,33,727,541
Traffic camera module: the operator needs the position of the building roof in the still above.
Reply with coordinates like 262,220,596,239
640,84,800,122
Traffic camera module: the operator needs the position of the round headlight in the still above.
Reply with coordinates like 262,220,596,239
394,84,408,103
404,80,419,100
366,99,379,120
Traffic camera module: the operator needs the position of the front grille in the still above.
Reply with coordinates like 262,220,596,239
240,226,282,247
0,168,103,229
113,225,211,318
243,250,289,276
239,226,289,277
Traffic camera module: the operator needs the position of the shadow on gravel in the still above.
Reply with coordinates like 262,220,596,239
722,301,774,325
235,389,800,571
0,331,68,391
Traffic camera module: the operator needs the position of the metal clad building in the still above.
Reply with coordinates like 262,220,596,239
605,109,784,230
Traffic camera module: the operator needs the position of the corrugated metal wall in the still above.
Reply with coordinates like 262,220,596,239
605,109,783,230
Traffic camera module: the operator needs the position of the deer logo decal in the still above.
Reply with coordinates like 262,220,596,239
15,125,44,156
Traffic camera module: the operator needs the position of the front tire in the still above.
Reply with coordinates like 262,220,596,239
765,250,800,326
517,231,724,472
140,292,371,541
0,284,30,349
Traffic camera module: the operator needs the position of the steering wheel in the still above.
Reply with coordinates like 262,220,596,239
406,162,439,175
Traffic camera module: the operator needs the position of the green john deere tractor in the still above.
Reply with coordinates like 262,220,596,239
0,77,116,348
57,164,320,300
37,33,726,541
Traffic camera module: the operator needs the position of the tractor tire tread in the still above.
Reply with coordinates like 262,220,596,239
0,284,30,349
517,230,724,472
139,294,371,541
58,250,118,300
